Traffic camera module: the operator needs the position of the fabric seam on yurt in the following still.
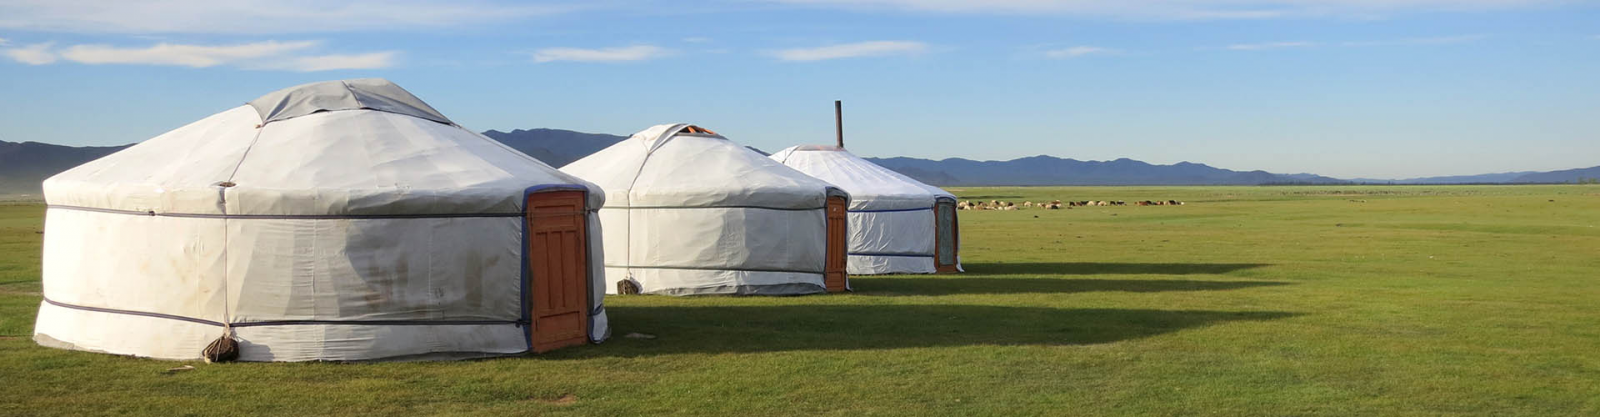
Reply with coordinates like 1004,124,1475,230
46,205,524,219
602,265,826,274
849,252,934,258
44,297,523,328
850,207,933,213
601,205,826,211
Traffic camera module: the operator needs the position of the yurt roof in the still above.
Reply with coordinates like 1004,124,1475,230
561,123,846,209
44,79,597,217
771,145,953,211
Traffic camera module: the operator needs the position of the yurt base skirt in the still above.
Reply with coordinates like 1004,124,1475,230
33,300,535,362
846,254,938,275
608,266,827,296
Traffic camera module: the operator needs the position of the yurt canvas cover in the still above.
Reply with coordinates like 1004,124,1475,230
771,145,961,274
561,124,850,296
35,79,609,362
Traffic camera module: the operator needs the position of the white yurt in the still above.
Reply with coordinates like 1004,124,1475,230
561,124,851,296
35,79,609,362
771,145,961,275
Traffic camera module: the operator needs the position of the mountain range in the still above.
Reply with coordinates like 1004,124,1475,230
0,140,132,195
3,128,1597,194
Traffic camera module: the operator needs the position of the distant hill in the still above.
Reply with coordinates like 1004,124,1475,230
864,156,1348,186
480,128,627,168
1349,166,1600,184
481,128,770,164
5,128,1598,193
0,140,130,194
1509,166,1600,183
1349,172,1540,184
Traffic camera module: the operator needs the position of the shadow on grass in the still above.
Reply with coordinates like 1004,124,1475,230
559,305,1298,357
850,277,1289,296
962,262,1270,276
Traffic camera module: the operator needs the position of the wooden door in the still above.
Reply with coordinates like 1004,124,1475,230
934,200,960,273
824,196,849,292
526,191,590,353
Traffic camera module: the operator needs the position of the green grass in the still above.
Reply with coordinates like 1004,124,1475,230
3,185,1599,416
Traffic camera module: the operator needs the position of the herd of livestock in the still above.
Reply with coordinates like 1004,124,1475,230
956,199,1187,210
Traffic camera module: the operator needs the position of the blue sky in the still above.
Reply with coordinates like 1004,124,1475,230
1,0,1596,179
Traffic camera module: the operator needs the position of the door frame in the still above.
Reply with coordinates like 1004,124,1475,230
934,199,960,274
823,195,850,292
521,187,594,353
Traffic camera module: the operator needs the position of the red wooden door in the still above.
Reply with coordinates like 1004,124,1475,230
824,196,849,293
526,191,590,353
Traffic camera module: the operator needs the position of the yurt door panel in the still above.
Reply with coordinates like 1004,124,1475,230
526,191,590,353
824,196,849,292
934,201,959,273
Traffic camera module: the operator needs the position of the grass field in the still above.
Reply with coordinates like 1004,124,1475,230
3,185,1599,416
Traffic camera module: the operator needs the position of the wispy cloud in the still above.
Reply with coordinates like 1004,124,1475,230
253,52,399,72
60,41,319,67
1339,34,1487,47
0,37,8,46
682,37,713,43
0,0,574,34
4,40,396,71
1044,46,1114,58
1226,41,1318,51
531,45,674,63
4,42,57,64
771,40,928,61
763,0,1562,20
1216,35,1487,51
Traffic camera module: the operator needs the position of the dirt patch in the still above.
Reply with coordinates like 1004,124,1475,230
534,394,578,406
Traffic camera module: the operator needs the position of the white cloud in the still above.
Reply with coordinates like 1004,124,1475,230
4,42,57,64
764,0,1562,20
253,52,399,72
532,45,673,63
1045,46,1113,58
771,41,928,61
0,0,573,34
60,41,319,67
1226,41,1318,50
682,37,712,43
4,40,396,71
0,37,8,45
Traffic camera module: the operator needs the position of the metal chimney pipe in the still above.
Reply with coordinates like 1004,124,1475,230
834,100,844,149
